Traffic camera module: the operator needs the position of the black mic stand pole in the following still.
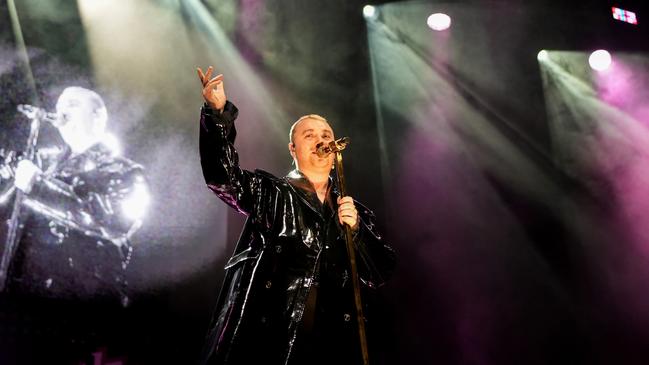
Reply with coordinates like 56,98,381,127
330,138,370,365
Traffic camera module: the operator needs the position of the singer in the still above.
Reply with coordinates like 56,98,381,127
197,66,396,365
0,86,148,304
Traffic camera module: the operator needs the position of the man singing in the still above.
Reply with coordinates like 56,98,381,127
0,87,148,304
197,66,395,365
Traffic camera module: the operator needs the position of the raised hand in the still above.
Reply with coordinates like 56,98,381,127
197,66,226,112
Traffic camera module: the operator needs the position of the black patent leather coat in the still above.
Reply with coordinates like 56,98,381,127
199,102,396,365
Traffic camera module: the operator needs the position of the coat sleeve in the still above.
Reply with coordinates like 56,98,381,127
353,203,396,288
199,101,268,217
17,155,147,245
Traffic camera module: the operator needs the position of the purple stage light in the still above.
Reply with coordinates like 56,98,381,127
612,7,638,25
589,50,612,71
427,13,451,31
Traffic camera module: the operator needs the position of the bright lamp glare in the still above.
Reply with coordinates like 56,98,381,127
537,50,549,62
363,5,377,20
589,50,612,71
102,132,122,156
427,13,451,31
121,180,150,221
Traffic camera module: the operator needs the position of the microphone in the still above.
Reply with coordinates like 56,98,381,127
17,104,60,125
316,137,350,158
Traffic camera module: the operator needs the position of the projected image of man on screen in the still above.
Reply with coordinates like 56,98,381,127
0,86,149,305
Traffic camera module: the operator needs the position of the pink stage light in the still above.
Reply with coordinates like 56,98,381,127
427,13,451,31
612,7,638,25
589,50,612,71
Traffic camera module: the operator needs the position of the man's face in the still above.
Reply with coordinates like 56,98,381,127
55,88,107,153
289,117,335,173
56,95,98,135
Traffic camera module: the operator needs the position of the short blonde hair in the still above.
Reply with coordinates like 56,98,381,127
289,114,328,144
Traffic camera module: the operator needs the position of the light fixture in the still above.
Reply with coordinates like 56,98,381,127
363,5,378,20
589,50,612,71
537,50,549,62
427,13,451,31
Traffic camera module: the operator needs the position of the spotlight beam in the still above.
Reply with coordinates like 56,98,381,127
367,20,564,182
366,21,391,201
179,0,289,140
7,0,39,106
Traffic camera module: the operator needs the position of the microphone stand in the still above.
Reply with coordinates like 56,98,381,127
317,138,370,365
0,107,42,291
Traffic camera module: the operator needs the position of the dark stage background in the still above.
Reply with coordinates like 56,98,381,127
1,0,649,364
